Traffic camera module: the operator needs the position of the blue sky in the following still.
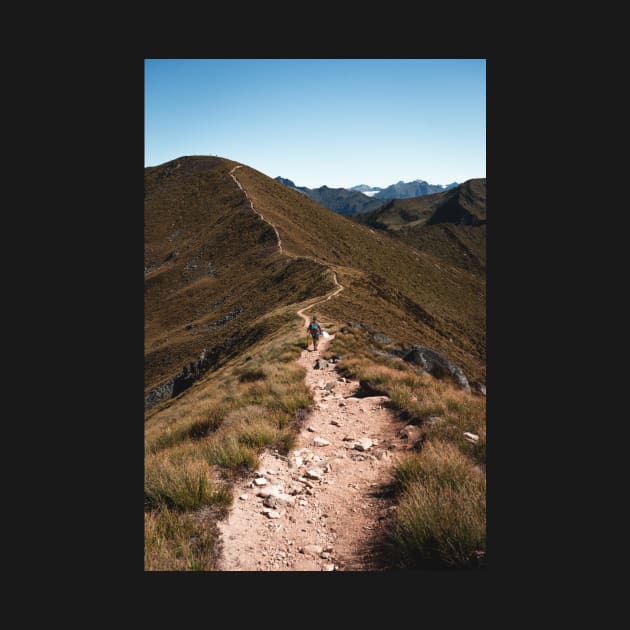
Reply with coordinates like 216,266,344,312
145,59,485,189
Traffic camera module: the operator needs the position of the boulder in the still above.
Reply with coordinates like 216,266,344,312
263,493,296,508
399,425,422,440
402,345,471,393
313,437,331,447
471,381,486,396
354,438,373,451
305,467,324,480
256,485,284,498
373,333,391,345
301,545,323,555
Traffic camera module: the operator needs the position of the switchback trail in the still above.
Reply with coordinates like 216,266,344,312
217,168,411,571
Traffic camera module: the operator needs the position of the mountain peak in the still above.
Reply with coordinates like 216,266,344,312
275,176,296,188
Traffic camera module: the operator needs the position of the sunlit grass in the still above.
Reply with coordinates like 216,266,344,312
144,456,232,511
144,506,219,571
389,441,486,568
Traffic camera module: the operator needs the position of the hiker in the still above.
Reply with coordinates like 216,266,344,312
307,315,323,351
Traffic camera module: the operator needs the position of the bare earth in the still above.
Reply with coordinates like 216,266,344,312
217,333,411,571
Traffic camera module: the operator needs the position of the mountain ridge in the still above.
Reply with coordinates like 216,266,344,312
353,178,486,274
275,176,461,214
146,157,485,400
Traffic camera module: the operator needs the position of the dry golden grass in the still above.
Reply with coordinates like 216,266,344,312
144,454,232,511
331,327,486,468
144,506,219,571
144,322,316,569
145,403,231,454
327,328,486,568
389,441,486,568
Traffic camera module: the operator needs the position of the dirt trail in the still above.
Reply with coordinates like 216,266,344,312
218,167,410,570
230,165,284,253
217,331,411,571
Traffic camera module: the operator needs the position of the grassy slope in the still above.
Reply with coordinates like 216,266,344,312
354,178,486,275
144,310,329,570
234,165,485,383
144,157,486,570
144,157,334,391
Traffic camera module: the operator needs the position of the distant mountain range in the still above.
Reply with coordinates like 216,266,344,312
274,178,385,216
349,185,382,197
372,179,458,199
275,177,459,215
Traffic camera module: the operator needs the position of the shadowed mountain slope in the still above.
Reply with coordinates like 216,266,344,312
353,178,486,274
274,177,386,216
374,179,458,199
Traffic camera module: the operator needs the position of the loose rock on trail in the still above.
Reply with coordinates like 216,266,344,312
217,333,413,571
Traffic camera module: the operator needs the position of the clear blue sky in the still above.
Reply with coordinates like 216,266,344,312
145,59,485,189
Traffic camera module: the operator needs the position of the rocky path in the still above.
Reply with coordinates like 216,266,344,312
218,166,409,570
217,333,409,571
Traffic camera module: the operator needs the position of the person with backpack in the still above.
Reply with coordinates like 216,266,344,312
307,315,323,351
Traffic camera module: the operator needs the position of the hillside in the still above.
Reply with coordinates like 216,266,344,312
146,158,485,404
144,156,486,571
234,165,485,384
274,177,386,216
354,178,486,274
144,157,335,395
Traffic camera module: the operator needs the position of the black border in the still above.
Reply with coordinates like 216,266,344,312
71,33,561,604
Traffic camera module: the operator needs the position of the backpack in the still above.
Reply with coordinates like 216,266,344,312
309,322,321,335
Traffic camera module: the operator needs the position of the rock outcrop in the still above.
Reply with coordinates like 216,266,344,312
401,345,471,393
144,347,213,408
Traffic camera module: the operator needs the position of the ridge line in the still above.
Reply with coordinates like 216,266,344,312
228,165,344,324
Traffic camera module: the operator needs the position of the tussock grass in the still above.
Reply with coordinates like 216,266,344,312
389,442,486,568
240,368,310,415
144,321,313,568
238,368,266,383
144,506,219,571
144,456,232,511
202,435,258,472
146,404,231,453
331,328,486,468
393,441,480,492
328,328,486,568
